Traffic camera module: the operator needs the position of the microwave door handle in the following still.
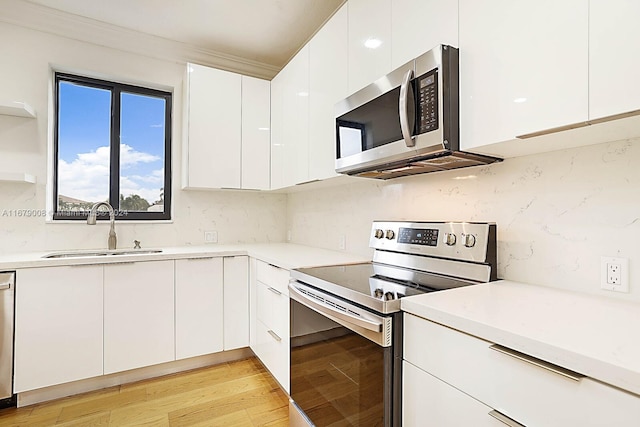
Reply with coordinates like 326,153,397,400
399,69,415,148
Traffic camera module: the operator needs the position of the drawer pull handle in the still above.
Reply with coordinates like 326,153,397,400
488,410,525,427
490,344,585,382
267,330,282,342
0,284,10,291
267,287,282,296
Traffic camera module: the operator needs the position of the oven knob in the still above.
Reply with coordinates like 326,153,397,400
384,291,395,301
464,234,476,248
385,229,395,240
374,229,384,239
374,288,384,298
444,233,457,246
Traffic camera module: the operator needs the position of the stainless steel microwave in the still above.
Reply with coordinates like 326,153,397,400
335,45,501,179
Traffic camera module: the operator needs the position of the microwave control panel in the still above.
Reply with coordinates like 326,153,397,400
416,69,439,134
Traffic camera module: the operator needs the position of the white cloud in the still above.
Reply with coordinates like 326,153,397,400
58,144,163,204
120,144,160,167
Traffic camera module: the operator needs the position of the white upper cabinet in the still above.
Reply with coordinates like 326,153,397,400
348,0,393,94
184,64,270,190
183,63,242,189
391,0,459,69
459,0,589,152
308,5,348,181
589,0,640,119
270,46,310,189
241,76,271,190
270,70,286,189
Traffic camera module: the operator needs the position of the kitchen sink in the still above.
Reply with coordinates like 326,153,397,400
43,249,163,259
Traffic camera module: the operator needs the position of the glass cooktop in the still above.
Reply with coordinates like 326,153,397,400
291,262,474,314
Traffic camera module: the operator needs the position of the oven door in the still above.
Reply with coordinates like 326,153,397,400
289,281,398,427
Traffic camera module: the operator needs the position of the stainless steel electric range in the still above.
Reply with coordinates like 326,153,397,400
288,221,497,427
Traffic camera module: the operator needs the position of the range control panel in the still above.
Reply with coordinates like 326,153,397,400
370,221,496,263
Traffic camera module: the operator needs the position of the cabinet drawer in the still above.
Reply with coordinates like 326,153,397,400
403,361,502,427
404,314,640,427
254,317,290,393
255,260,290,294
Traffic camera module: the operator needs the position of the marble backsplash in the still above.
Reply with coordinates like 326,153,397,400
0,184,287,254
287,138,640,302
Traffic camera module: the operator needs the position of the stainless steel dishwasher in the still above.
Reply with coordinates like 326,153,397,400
0,272,15,408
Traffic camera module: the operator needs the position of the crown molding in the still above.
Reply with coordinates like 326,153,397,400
0,0,281,79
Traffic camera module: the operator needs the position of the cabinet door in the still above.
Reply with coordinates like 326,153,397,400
308,4,347,181
459,0,588,151
14,265,103,392
104,261,174,374
270,70,286,190
175,258,223,360
403,361,503,427
282,46,310,187
184,63,241,189
241,76,271,190
589,0,640,119
223,256,249,350
391,0,458,69
348,0,392,93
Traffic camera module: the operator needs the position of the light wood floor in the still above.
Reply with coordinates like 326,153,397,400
0,357,289,427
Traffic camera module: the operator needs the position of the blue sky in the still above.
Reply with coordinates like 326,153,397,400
58,81,165,204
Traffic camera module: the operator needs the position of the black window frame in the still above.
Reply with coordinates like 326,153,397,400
53,72,172,221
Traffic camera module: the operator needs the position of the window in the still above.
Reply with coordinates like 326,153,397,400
54,73,172,220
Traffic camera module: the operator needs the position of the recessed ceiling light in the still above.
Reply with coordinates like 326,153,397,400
297,92,309,97
258,127,270,131
452,175,477,180
513,97,527,103
364,38,382,49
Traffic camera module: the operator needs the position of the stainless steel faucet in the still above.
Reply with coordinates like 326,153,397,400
87,202,117,250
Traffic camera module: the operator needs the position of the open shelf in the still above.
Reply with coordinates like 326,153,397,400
0,102,36,118
0,172,37,184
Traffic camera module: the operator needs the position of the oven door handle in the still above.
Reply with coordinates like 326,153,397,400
289,283,383,333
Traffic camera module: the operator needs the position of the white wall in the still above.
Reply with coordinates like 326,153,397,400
287,138,640,302
0,22,286,254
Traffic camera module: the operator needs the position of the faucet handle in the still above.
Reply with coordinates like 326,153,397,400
134,240,141,249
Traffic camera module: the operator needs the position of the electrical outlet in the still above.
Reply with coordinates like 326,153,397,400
204,231,218,244
600,257,629,292
338,235,346,250
607,263,621,285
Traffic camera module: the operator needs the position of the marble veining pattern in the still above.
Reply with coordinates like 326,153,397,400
287,138,640,302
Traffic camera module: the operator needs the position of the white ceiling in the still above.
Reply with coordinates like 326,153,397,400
23,0,345,68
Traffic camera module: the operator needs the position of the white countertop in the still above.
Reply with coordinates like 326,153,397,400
0,243,370,271
402,280,640,396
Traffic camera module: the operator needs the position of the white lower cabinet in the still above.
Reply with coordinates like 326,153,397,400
403,313,640,427
14,265,103,392
250,259,290,392
223,256,249,350
15,256,252,393
175,257,224,360
403,361,501,427
104,260,175,374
